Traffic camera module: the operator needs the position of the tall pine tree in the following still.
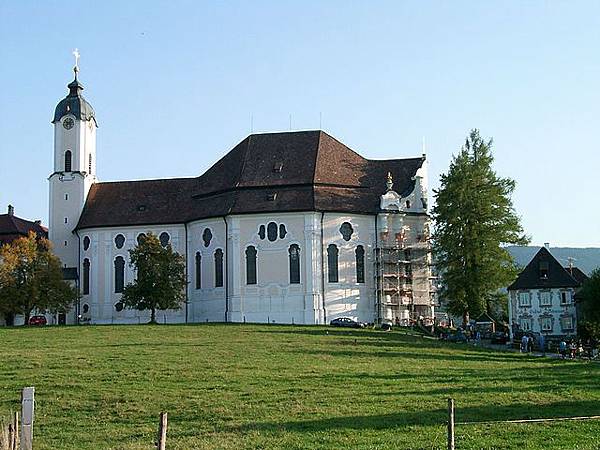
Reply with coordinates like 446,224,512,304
432,129,529,324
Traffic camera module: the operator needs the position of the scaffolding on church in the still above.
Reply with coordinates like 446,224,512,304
374,232,436,325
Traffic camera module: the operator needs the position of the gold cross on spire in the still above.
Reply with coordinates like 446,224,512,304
72,48,80,73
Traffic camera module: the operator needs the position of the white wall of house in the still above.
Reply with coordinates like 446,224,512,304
509,288,577,337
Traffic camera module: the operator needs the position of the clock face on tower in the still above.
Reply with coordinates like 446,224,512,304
63,118,74,130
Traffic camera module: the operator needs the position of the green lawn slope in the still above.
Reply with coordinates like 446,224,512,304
0,324,598,449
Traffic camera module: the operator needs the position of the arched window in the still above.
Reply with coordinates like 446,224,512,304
82,304,89,314
159,232,170,247
64,150,72,172
289,244,300,284
137,233,146,245
405,200,411,209
114,256,125,293
83,236,90,251
195,252,201,289
214,249,224,287
245,246,257,285
327,244,339,283
355,245,365,284
83,258,90,295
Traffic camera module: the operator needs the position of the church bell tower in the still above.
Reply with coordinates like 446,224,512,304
49,51,97,269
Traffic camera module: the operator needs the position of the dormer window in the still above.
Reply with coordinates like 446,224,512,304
539,261,549,279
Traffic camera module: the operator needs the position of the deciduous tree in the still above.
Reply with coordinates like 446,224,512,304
0,232,77,324
432,129,529,324
121,232,187,324
578,268,600,339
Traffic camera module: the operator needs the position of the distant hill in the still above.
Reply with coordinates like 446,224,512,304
506,246,600,276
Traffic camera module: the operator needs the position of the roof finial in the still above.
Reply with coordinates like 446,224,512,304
72,48,80,77
386,172,393,191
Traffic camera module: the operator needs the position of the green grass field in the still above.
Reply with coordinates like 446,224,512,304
0,324,599,449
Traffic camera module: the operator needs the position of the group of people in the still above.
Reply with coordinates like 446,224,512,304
519,334,599,359
520,333,544,354
558,339,599,359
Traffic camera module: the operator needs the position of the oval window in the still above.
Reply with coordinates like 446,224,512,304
115,234,125,249
159,232,170,247
83,236,90,251
202,228,213,247
267,222,278,242
340,222,354,241
115,302,124,312
137,233,146,245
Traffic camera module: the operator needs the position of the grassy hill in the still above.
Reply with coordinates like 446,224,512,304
0,324,599,449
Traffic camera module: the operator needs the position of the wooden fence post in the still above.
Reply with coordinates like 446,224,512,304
20,387,34,450
8,411,19,450
157,412,167,450
447,398,455,450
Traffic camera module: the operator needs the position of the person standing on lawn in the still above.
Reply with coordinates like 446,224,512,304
521,334,529,353
538,334,546,356
559,340,567,359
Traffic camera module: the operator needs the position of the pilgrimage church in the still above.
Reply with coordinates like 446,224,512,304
49,62,436,325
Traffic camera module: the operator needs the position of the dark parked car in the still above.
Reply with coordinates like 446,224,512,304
445,332,468,343
28,315,47,326
330,317,366,329
490,332,509,344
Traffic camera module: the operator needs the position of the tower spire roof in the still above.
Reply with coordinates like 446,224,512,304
53,51,96,125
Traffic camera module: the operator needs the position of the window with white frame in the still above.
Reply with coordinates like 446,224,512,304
539,291,552,307
518,292,530,307
560,291,570,305
541,317,552,331
520,318,532,331
560,316,574,330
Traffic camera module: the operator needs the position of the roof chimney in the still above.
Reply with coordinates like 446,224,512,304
544,242,550,249
7,204,14,216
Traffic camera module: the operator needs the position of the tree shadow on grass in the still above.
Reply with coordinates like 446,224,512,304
223,399,600,435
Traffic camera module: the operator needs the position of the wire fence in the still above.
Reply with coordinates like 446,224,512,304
446,398,600,449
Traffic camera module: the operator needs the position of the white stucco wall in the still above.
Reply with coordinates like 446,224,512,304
78,225,186,325
49,115,97,269
509,288,577,337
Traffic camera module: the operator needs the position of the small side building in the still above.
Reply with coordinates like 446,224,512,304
0,205,48,246
507,245,588,340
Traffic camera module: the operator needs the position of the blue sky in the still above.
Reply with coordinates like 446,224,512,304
1,1,599,246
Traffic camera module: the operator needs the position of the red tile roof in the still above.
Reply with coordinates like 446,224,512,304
0,213,48,245
76,130,425,230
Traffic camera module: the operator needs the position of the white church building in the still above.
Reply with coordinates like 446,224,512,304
49,66,435,325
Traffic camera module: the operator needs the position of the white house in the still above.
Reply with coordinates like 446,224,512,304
49,66,435,325
507,245,588,339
